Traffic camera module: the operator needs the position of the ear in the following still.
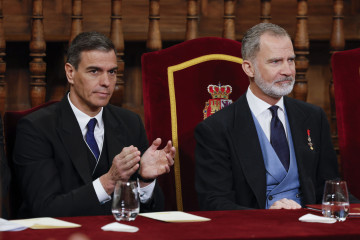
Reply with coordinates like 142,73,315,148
65,63,75,85
242,60,255,78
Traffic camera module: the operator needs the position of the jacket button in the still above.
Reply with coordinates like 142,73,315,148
296,194,300,198
268,195,273,200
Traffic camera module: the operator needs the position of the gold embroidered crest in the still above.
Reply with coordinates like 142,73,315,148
203,83,233,119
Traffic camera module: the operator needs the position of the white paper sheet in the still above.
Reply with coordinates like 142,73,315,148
10,217,81,229
139,211,211,222
299,213,336,224
101,222,139,232
0,218,27,231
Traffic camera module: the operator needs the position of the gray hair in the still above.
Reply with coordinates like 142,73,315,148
67,31,116,69
241,23,290,61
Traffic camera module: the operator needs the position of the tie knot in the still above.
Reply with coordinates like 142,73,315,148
87,118,97,132
269,105,279,117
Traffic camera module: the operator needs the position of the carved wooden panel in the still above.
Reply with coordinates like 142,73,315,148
223,0,236,40
3,0,360,42
147,0,162,51
293,0,309,102
110,0,125,106
185,0,199,40
260,0,271,23
29,0,46,107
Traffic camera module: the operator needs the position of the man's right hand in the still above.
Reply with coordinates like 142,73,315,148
100,145,141,195
269,198,301,209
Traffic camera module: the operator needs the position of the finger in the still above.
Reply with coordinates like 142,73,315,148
287,200,301,209
149,138,161,151
163,140,172,153
167,154,174,165
279,198,301,209
119,163,140,181
119,145,138,158
170,147,176,158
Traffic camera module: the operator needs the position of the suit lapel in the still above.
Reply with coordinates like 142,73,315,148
228,95,267,208
56,97,92,183
284,97,315,202
103,106,127,166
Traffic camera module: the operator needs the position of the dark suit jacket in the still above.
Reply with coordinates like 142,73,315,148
14,96,164,218
195,94,339,210
0,115,11,218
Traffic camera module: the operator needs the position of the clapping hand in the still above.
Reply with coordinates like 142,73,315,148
139,138,175,182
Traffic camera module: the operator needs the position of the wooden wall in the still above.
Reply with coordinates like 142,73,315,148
2,0,360,117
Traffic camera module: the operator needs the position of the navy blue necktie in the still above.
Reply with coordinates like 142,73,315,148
86,118,100,160
269,106,290,171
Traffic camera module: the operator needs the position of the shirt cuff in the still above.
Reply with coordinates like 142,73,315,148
93,178,112,204
138,179,156,203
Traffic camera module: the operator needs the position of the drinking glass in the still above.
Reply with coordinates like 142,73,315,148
112,180,140,221
322,180,350,222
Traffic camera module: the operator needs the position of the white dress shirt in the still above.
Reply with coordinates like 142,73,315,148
245,87,288,141
67,93,155,204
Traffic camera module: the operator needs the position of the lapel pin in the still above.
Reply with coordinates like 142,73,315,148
307,129,314,150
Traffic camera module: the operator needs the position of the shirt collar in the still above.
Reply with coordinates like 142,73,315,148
246,87,285,117
67,92,104,132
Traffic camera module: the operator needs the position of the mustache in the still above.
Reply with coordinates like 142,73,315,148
274,76,295,83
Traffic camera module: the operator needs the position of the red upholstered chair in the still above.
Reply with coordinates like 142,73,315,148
142,37,249,211
3,101,57,218
332,47,360,199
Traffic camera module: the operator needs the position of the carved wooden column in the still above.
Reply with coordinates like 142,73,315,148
147,0,162,52
329,0,345,151
293,0,309,101
200,0,208,16
70,0,83,43
260,0,271,23
185,0,199,41
29,0,46,107
223,0,236,40
110,0,125,106
0,0,6,114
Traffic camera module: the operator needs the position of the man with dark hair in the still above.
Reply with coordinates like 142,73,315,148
14,32,175,217
195,23,340,210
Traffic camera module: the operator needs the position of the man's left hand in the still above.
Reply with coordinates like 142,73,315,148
139,138,175,181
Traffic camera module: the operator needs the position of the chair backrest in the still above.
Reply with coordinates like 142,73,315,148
3,101,57,218
142,37,249,211
332,47,360,199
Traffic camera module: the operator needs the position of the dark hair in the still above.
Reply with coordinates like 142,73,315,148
66,31,116,69
241,23,290,61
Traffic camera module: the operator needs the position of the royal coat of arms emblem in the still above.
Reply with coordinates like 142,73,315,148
203,83,233,119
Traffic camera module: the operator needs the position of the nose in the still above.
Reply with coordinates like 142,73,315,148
281,62,294,76
99,73,111,87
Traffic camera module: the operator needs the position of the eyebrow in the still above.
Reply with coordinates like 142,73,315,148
267,55,296,63
85,66,118,71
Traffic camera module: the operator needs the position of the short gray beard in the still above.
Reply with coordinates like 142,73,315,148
253,64,295,98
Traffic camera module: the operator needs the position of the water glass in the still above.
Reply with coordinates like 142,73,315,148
111,180,140,221
322,180,350,222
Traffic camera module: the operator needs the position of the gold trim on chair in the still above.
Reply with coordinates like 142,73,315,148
167,54,243,211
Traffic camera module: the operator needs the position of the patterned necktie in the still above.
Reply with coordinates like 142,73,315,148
86,118,100,160
269,106,290,171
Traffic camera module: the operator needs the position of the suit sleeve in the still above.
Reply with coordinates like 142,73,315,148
14,118,105,217
195,120,251,211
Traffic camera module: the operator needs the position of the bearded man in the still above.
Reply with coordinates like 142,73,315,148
195,23,340,210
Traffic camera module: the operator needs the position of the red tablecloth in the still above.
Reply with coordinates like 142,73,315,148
3,209,360,240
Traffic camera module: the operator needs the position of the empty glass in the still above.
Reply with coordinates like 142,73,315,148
322,180,350,222
112,180,140,221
